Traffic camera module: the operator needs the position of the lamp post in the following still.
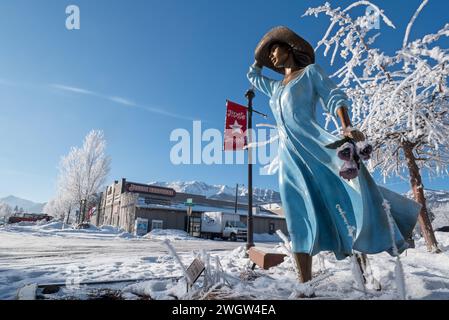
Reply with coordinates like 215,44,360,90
245,88,255,250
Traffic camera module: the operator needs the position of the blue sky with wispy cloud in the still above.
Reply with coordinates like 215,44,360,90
49,83,196,120
0,0,448,202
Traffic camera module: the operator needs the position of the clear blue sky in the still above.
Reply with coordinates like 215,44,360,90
0,0,448,203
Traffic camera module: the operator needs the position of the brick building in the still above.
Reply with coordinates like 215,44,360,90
92,178,287,236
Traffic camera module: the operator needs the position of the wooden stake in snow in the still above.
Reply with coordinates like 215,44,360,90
350,255,367,293
336,204,366,294
318,253,326,273
162,239,192,285
276,229,292,251
276,229,298,272
383,200,407,300
214,255,222,284
200,249,211,288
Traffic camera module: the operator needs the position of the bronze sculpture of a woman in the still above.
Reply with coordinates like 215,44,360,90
248,26,421,286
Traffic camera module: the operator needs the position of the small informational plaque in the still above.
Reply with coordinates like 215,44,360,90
185,258,205,284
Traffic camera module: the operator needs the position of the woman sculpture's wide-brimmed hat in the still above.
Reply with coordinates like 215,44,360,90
255,26,315,74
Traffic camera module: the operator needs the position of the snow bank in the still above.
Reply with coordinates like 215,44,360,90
99,225,123,233
38,221,67,230
144,229,200,241
116,232,135,239
122,279,183,300
254,233,282,242
3,222,286,243
1,221,137,240
12,221,37,227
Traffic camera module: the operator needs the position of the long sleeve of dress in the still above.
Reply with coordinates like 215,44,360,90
309,64,351,118
247,63,279,98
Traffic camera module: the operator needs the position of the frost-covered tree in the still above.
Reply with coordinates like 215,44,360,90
43,199,58,219
57,130,111,223
0,202,13,218
304,0,448,252
43,193,74,223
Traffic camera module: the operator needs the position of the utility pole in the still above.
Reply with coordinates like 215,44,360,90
234,183,239,214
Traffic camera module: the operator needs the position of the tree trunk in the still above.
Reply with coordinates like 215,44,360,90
78,201,83,224
66,206,71,225
81,200,87,223
403,143,441,253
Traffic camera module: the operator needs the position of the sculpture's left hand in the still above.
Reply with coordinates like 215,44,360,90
342,127,365,142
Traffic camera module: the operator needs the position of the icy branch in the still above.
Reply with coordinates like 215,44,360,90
403,0,429,48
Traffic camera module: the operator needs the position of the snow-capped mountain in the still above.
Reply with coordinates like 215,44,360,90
404,189,449,209
149,181,281,204
404,189,449,229
0,195,45,213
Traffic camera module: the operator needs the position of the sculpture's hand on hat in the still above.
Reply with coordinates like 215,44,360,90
254,59,264,69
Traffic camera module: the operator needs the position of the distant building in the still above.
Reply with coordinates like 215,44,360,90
91,178,287,236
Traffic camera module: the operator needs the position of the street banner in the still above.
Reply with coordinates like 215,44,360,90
224,100,247,151
87,206,97,219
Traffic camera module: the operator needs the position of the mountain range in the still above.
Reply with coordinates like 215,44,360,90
0,195,46,213
405,189,449,207
405,189,449,229
149,180,281,204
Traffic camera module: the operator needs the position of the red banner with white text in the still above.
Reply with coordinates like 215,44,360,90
223,100,247,151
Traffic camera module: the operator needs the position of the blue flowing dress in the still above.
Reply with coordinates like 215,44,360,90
248,63,421,260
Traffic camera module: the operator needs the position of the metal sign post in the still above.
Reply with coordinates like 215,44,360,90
185,198,195,235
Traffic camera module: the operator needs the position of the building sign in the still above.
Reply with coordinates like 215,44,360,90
126,183,176,197
185,198,195,207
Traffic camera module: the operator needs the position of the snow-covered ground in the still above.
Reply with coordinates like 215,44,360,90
0,222,274,299
1,221,449,300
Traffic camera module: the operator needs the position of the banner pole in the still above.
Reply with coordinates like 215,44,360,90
245,88,255,251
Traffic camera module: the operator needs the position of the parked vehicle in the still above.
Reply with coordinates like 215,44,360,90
7,213,53,224
200,212,247,241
